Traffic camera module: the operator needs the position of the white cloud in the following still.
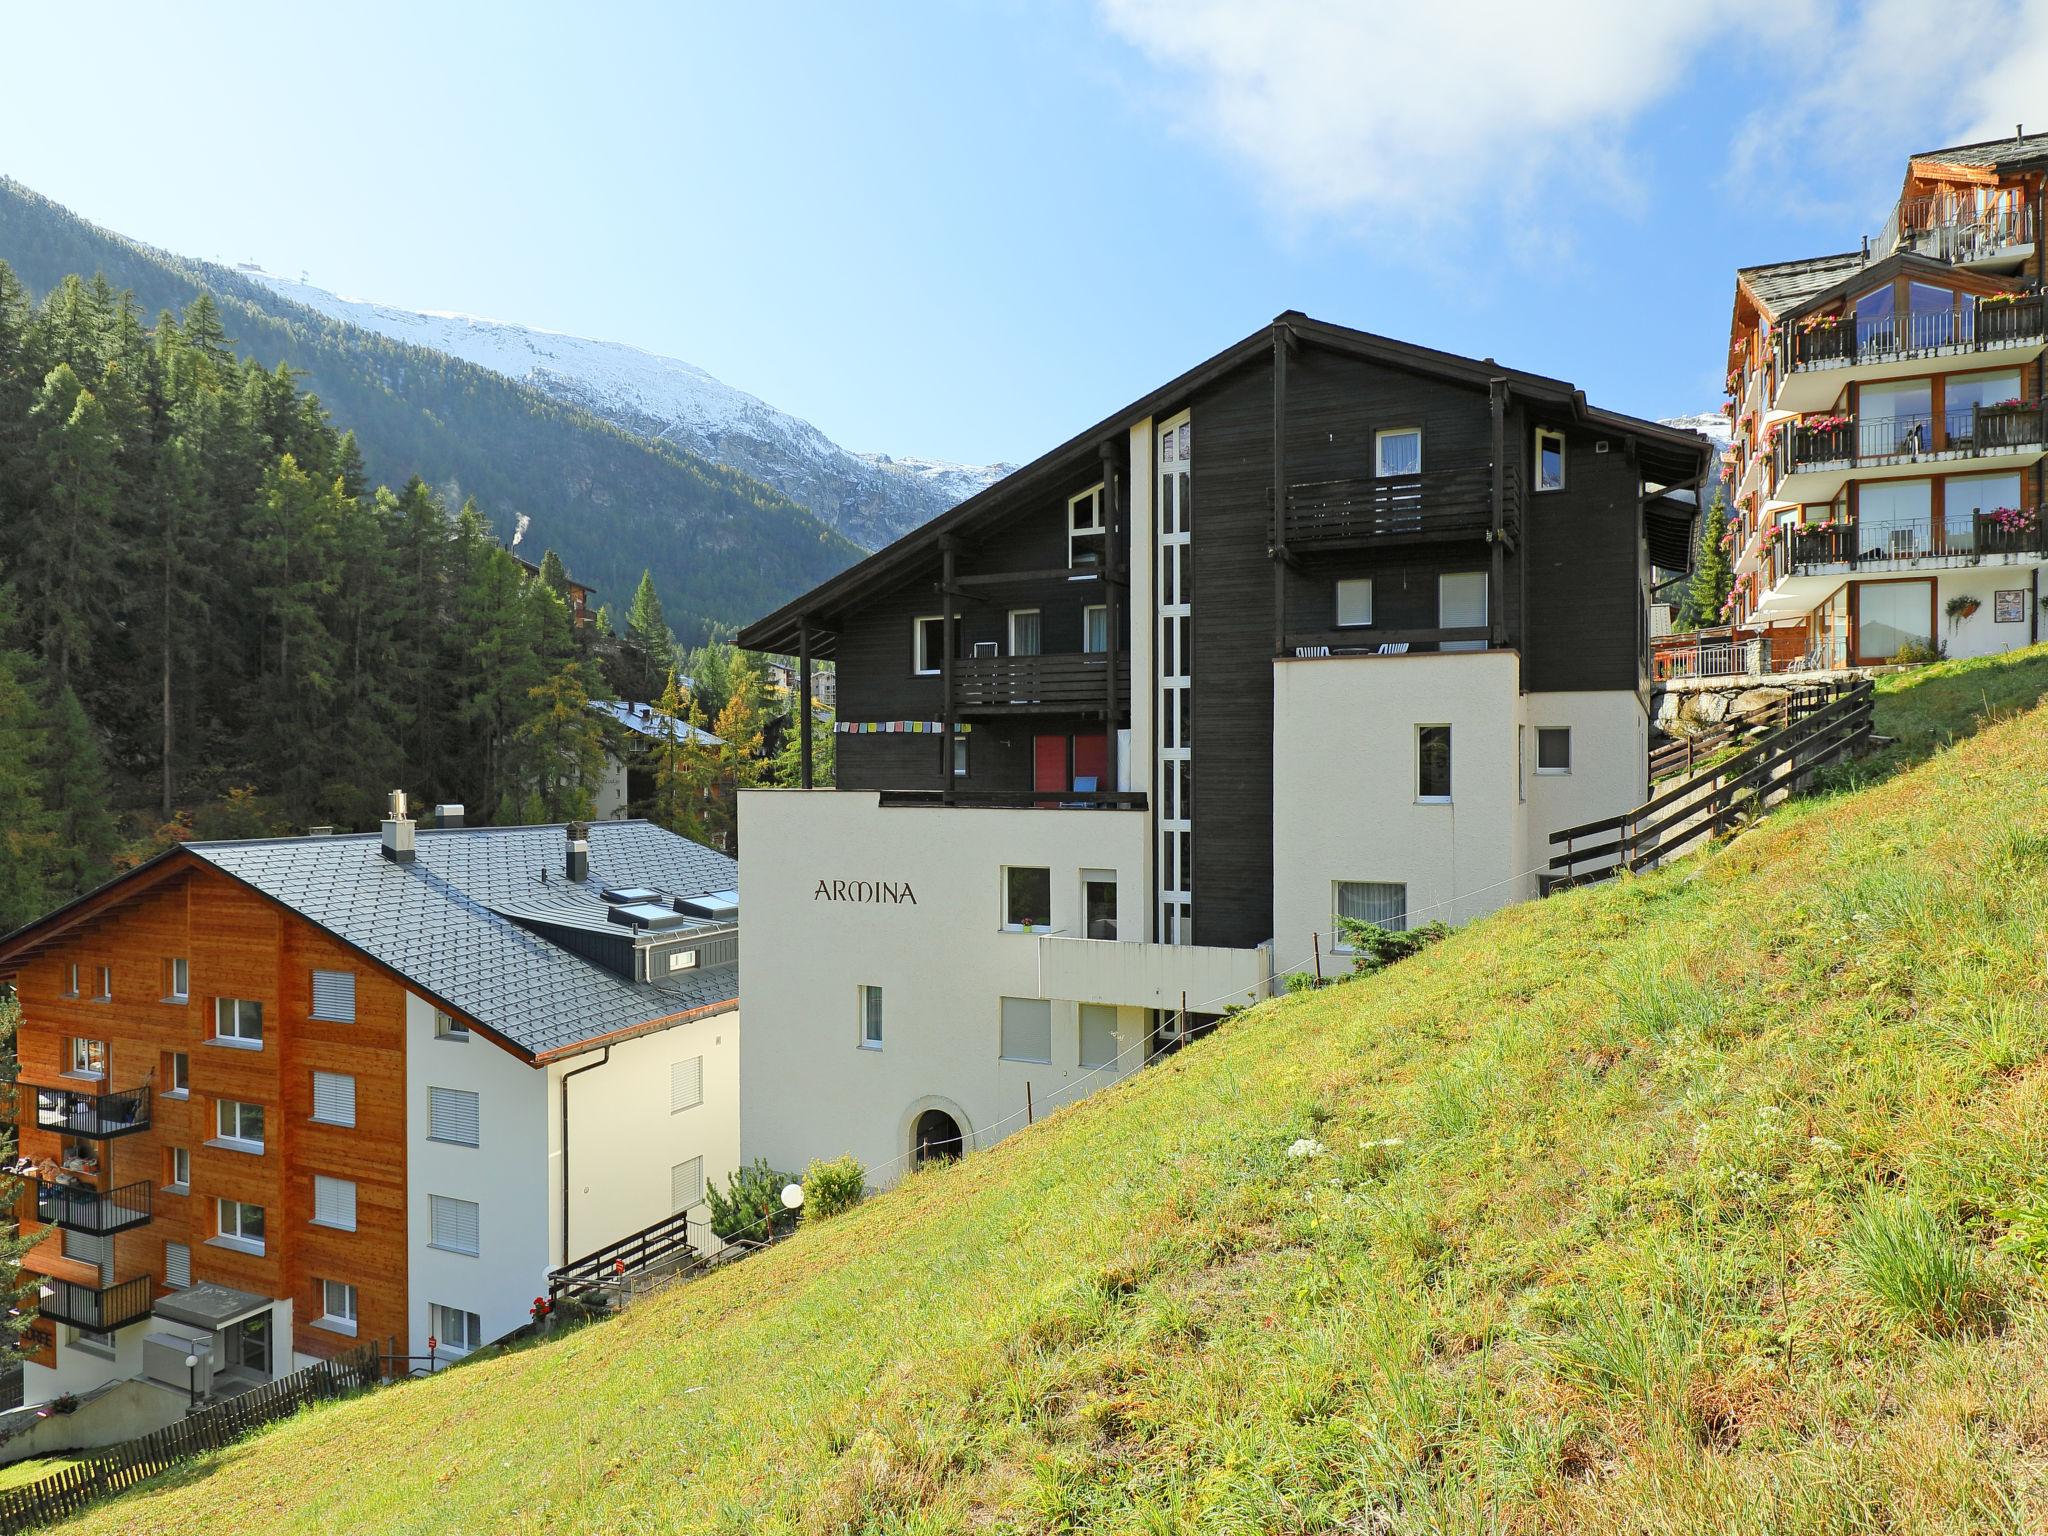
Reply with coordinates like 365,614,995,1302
1096,0,1719,244
1726,0,2048,232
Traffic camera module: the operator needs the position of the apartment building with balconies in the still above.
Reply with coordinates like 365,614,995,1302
0,805,739,1407
734,313,1710,1182
1722,130,2048,667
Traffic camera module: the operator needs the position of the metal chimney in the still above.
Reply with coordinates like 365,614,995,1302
380,791,416,864
565,822,590,884
434,803,465,829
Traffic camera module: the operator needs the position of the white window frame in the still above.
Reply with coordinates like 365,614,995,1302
164,957,189,1003
1335,578,1373,629
65,1037,106,1079
1001,866,1053,932
317,1279,359,1336
1068,482,1106,569
213,1098,266,1152
1332,881,1412,949
430,1303,482,1354
215,1198,266,1254
92,965,111,1002
858,985,884,1050
61,963,80,999
1083,604,1108,654
1535,726,1572,775
433,1010,469,1043
213,997,264,1049
912,615,947,676
671,1155,705,1212
1081,869,1118,941
952,733,969,778
1007,608,1042,657
1374,427,1422,478
1417,724,1453,804
1439,571,1489,652
669,1056,704,1114
163,1240,192,1290
167,1146,191,1193
1535,427,1567,492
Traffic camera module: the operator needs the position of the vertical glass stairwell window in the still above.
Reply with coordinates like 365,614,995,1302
858,985,883,1050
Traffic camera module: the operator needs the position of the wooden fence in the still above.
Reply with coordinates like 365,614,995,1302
1550,681,1875,889
0,1338,386,1534
1646,681,1854,782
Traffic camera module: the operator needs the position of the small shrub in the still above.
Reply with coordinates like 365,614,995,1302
705,1157,799,1244
1284,970,1319,994
1338,917,1451,976
1841,1193,2001,1336
1893,638,1947,666
801,1155,867,1223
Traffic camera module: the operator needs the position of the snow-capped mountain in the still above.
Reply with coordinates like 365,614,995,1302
239,268,1012,550
1658,411,1734,451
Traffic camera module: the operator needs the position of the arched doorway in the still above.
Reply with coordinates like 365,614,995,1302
912,1108,964,1166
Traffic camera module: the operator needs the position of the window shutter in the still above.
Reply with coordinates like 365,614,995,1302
314,1176,357,1231
1079,1004,1118,1070
669,1057,704,1114
671,1155,704,1212
164,1241,191,1289
429,1087,480,1147
999,997,1053,1063
312,1071,357,1127
310,970,357,1022
429,1195,479,1255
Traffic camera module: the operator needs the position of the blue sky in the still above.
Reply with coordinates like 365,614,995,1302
3,1,2043,467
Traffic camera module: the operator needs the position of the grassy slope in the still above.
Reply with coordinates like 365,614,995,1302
62,649,2048,1535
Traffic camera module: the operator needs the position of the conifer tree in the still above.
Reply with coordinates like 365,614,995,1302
770,687,836,787
707,651,769,851
623,569,674,701
39,684,120,898
502,660,607,823
23,363,122,681
643,669,716,843
1681,488,1736,631
0,589,54,931
537,548,572,607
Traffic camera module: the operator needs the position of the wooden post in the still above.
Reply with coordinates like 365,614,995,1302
1180,989,1189,1040
940,538,957,805
1312,931,1322,987
797,615,814,790
1026,1081,1034,1126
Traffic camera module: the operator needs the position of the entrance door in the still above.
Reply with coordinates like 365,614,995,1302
913,1110,963,1166
227,1312,272,1377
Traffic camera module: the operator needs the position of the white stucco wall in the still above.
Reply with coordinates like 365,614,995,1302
1519,689,1650,882
546,1006,741,1267
594,751,630,820
1272,651,1525,959
739,789,1213,1185
25,1326,149,1406
1928,566,2043,660
404,993,550,1358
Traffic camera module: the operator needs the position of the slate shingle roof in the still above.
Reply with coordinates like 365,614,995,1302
189,820,738,1060
1737,252,1869,316
1913,130,2048,169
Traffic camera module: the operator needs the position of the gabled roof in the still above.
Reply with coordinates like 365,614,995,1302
0,821,738,1063
737,312,1711,657
1912,129,2048,172
591,697,722,745
1765,247,2028,325
1735,252,1868,318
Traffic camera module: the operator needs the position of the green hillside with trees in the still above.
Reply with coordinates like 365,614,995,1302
0,264,809,935
0,178,861,646
44,648,2048,1535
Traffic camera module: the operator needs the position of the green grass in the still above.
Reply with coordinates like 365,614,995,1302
56,646,2048,1534
0,1456,82,1492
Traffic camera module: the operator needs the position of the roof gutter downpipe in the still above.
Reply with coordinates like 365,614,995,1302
559,1045,611,1266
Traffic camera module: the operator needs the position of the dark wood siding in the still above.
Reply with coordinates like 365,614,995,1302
1517,410,1648,695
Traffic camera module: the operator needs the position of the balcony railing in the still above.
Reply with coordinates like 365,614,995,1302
1781,509,2048,571
31,1084,151,1140
1774,404,2046,480
1276,462,1519,550
1871,192,2036,267
38,1274,154,1333
34,1178,153,1235
1785,293,2047,371
952,652,1128,713
877,788,1146,811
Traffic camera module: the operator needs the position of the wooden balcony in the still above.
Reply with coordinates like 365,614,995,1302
21,1083,152,1140
33,1177,153,1236
952,652,1127,715
37,1274,155,1332
1275,463,1518,552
